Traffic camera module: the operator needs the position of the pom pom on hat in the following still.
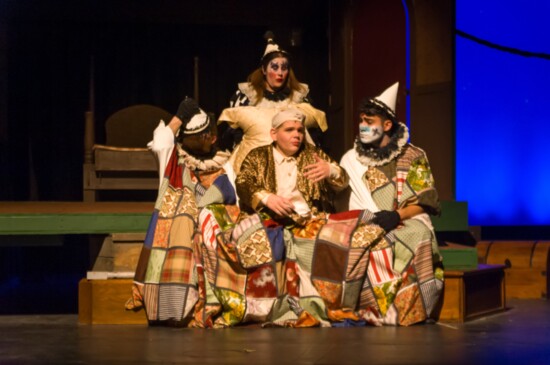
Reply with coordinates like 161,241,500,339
262,30,288,61
175,97,210,135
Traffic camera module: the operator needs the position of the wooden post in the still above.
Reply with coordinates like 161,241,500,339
193,56,199,103
83,57,96,202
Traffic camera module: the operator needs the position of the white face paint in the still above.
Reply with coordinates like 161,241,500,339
359,124,383,144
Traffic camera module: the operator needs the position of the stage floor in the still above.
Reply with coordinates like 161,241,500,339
0,299,548,365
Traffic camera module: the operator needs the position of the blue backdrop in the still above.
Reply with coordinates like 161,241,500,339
455,0,550,225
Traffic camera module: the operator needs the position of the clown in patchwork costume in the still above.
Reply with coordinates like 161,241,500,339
338,82,444,325
125,98,238,326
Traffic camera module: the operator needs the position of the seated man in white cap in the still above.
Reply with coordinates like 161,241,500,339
236,108,348,224
338,82,444,326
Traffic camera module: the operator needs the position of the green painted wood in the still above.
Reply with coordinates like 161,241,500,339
439,246,478,269
0,213,151,235
431,201,468,231
0,200,468,235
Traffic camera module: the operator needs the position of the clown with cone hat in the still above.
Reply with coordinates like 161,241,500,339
338,82,444,326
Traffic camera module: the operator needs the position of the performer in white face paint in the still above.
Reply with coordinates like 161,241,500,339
217,31,328,177
337,82,444,326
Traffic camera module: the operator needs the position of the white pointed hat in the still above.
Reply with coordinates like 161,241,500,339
371,82,399,118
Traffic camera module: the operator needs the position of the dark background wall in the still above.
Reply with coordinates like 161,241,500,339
0,0,332,201
0,0,457,203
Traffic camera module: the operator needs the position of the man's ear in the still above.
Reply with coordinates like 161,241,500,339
270,128,277,142
383,119,393,132
210,135,217,145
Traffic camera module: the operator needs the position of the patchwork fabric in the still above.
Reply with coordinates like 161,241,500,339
144,249,166,283
246,264,278,298
236,229,273,269
168,215,196,248
316,218,357,248
158,186,182,218
215,256,247,294
365,166,390,193
152,219,172,249
158,285,189,321
129,145,443,328
351,223,384,248
311,241,348,282
160,248,194,284
176,188,198,218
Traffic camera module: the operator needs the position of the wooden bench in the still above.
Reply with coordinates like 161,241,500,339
437,264,506,322
3,200,495,324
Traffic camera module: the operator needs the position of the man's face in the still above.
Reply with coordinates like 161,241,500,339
358,113,390,144
271,120,304,157
263,57,289,92
181,132,216,156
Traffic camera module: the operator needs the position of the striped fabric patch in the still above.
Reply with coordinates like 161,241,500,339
420,279,443,317
158,285,188,321
368,248,397,285
414,241,434,283
195,183,207,202
346,248,369,280
199,209,221,250
143,283,159,320
359,278,377,309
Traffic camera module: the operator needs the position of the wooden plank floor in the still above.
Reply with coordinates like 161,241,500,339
0,299,548,364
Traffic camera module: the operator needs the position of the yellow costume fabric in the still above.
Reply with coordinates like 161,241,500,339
218,103,328,174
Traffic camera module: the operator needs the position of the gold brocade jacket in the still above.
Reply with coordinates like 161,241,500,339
236,144,349,215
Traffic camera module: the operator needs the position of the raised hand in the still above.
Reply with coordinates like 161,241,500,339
303,153,330,183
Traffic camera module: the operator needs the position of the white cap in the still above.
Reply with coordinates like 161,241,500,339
271,108,305,129
184,110,210,135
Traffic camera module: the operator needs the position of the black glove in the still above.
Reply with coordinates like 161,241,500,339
175,97,200,123
373,210,401,232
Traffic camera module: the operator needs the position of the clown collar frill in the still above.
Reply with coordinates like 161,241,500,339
176,144,231,172
354,122,410,167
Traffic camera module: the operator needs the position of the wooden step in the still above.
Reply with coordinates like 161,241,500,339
78,279,147,325
437,264,506,323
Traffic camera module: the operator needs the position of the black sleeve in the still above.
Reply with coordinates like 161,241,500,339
217,122,243,152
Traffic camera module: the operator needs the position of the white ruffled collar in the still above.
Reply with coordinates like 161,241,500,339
237,82,309,106
176,145,231,171
354,122,410,167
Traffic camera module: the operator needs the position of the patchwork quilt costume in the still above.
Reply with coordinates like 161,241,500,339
338,120,444,326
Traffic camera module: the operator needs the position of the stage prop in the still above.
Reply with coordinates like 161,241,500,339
477,241,550,299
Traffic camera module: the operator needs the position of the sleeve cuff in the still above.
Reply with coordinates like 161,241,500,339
251,190,273,211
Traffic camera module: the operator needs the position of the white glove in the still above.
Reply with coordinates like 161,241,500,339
147,120,174,152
